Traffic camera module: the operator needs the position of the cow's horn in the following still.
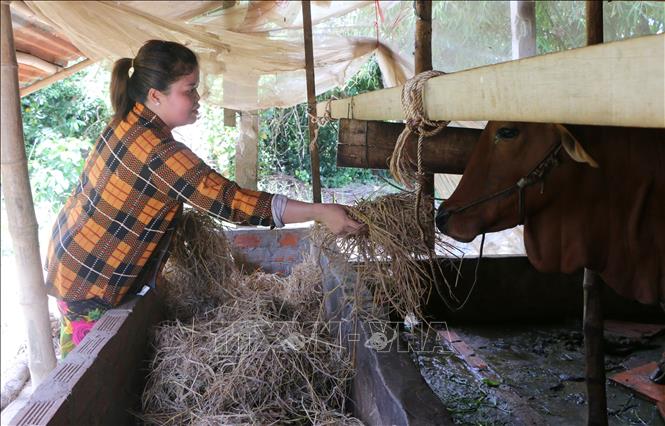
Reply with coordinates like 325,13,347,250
556,124,599,168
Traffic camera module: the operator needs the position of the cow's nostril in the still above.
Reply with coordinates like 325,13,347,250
435,206,450,232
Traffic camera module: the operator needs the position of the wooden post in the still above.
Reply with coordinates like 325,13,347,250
226,76,257,190
1,2,57,386
236,110,258,190
510,1,536,59
583,269,607,426
414,0,434,244
302,0,322,203
586,0,604,46
584,2,607,425
223,108,237,128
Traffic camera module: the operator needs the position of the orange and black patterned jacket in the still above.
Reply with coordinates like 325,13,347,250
44,103,275,307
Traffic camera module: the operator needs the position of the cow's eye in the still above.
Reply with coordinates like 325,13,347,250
496,127,520,139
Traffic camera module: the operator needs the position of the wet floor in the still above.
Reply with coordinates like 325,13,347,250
405,319,664,425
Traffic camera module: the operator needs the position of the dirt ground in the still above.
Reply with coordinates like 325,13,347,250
406,319,664,425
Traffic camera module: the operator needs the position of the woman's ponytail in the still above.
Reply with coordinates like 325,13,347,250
110,58,134,121
108,42,198,121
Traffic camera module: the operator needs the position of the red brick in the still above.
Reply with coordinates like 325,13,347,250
279,233,299,247
234,234,262,248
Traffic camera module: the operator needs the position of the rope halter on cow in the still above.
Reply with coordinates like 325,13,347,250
390,70,449,242
441,140,564,226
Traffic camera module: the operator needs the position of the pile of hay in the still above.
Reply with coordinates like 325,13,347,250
142,209,360,425
161,210,237,319
310,192,462,320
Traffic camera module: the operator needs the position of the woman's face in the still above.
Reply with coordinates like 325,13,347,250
156,67,200,129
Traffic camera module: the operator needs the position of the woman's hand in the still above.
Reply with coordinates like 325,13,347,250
316,203,366,237
281,199,366,237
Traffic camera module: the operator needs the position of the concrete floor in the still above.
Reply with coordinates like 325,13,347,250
407,319,664,425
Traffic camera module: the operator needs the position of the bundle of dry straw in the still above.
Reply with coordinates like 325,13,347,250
142,209,360,425
161,210,237,319
310,192,462,320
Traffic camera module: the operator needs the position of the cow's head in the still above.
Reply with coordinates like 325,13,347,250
436,122,598,242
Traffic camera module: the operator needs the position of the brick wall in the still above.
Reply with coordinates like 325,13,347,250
226,226,311,275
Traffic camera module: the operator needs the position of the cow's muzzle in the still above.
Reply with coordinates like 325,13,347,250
435,142,565,235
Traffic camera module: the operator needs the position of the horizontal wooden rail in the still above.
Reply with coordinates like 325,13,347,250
337,119,480,174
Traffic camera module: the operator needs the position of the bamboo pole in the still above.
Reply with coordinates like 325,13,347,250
1,2,57,387
315,34,665,128
20,58,93,98
302,0,322,203
15,52,61,74
583,2,608,425
414,0,434,246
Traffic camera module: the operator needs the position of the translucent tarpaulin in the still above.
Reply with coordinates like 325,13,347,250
23,1,413,110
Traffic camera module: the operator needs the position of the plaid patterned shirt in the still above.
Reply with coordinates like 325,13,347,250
45,103,275,307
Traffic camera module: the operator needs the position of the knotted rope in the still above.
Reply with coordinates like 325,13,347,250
389,70,449,241
307,96,336,153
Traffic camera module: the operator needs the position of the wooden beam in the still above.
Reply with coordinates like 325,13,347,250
302,0,321,203
337,119,480,174
1,2,57,386
510,1,536,59
20,58,93,97
316,34,665,128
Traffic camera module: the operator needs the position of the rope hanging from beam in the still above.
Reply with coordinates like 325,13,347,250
389,70,449,241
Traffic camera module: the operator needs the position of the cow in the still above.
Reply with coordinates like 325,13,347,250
435,121,665,422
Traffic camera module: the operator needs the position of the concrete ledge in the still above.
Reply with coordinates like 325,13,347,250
6,289,164,426
320,254,454,425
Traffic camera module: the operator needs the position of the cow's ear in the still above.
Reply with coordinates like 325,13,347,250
556,124,599,168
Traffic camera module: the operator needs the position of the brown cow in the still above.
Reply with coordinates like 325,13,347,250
435,122,665,412
436,122,664,306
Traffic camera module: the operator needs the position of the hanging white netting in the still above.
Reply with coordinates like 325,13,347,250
24,1,413,110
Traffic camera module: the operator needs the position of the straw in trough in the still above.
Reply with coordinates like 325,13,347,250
161,209,237,319
310,192,463,320
141,211,361,425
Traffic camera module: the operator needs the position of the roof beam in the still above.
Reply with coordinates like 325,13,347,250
20,58,93,97
317,34,665,128
16,51,61,74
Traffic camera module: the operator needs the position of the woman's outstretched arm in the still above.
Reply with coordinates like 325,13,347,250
281,199,365,236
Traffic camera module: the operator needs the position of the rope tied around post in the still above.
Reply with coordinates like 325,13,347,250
307,96,337,154
390,70,449,241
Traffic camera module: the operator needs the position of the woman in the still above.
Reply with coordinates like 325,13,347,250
45,40,364,358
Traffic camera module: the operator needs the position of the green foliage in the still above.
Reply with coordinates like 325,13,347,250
22,70,108,151
200,104,238,180
258,58,383,188
29,137,92,208
536,1,664,54
21,67,110,211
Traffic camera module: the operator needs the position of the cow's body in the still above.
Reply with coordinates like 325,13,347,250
437,122,665,305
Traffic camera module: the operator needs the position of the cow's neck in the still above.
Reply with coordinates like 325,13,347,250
523,127,664,305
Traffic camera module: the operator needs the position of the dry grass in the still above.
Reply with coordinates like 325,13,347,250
310,192,463,320
161,210,237,319
141,210,361,425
